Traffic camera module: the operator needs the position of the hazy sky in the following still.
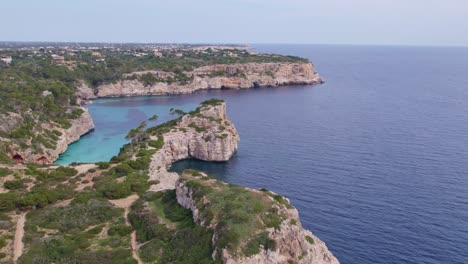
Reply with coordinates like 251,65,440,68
2,0,467,46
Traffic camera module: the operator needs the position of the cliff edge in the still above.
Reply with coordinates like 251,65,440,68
176,172,339,264
95,62,322,97
1,108,95,164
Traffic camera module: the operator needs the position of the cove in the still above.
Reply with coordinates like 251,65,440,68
55,96,199,165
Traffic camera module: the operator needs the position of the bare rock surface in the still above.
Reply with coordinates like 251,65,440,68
149,101,239,191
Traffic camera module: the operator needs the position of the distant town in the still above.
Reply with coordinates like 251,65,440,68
0,42,252,66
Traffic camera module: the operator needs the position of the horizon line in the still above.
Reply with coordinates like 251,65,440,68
0,40,467,49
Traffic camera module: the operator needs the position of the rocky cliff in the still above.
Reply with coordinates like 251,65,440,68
175,172,339,264
4,108,95,164
96,62,322,97
148,100,239,192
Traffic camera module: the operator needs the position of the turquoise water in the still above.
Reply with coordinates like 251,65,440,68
55,97,198,165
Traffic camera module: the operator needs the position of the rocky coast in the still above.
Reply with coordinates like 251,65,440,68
93,62,322,98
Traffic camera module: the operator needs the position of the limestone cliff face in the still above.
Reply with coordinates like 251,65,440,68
53,108,95,159
96,62,322,97
175,178,339,264
76,81,97,104
149,102,239,192
5,108,94,164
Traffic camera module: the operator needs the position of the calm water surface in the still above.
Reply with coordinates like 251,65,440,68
58,45,468,264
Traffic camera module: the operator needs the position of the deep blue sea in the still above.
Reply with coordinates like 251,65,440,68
57,45,468,264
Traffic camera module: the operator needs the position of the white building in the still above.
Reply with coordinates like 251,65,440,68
1,56,12,64
51,54,65,64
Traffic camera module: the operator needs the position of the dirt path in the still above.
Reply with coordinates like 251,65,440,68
13,211,27,264
126,208,143,264
0,164,25,170
108,195,142,264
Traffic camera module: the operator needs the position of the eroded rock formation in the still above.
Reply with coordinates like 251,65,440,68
148,101,239,192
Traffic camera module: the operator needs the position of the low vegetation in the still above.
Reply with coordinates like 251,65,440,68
179,171,291,258
20,199,135,264
129,191,214,263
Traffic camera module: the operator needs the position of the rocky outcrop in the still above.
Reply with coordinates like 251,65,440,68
96,62,322,97
76,81,97,104
148,101,239,192
175,175,339,264
5,108,95,164
53,108,95,159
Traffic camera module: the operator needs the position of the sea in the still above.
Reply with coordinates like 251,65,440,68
56,44,468,264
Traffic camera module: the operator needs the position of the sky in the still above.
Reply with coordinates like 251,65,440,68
1,0,468,46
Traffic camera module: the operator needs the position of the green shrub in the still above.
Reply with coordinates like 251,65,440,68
0,236,7,248
188,122,206,133
33,166,78,183
101,182,132,199
96,162,110,169
108,225,132,236
87,226,103,235
111,163,134,177
4,179,25,189
305,235,315,244
0,192,19,211
0,168,12,177
201,98,224,106
148,137,164,150
244,232,276,256
183,169,202,177
148,114,158,121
